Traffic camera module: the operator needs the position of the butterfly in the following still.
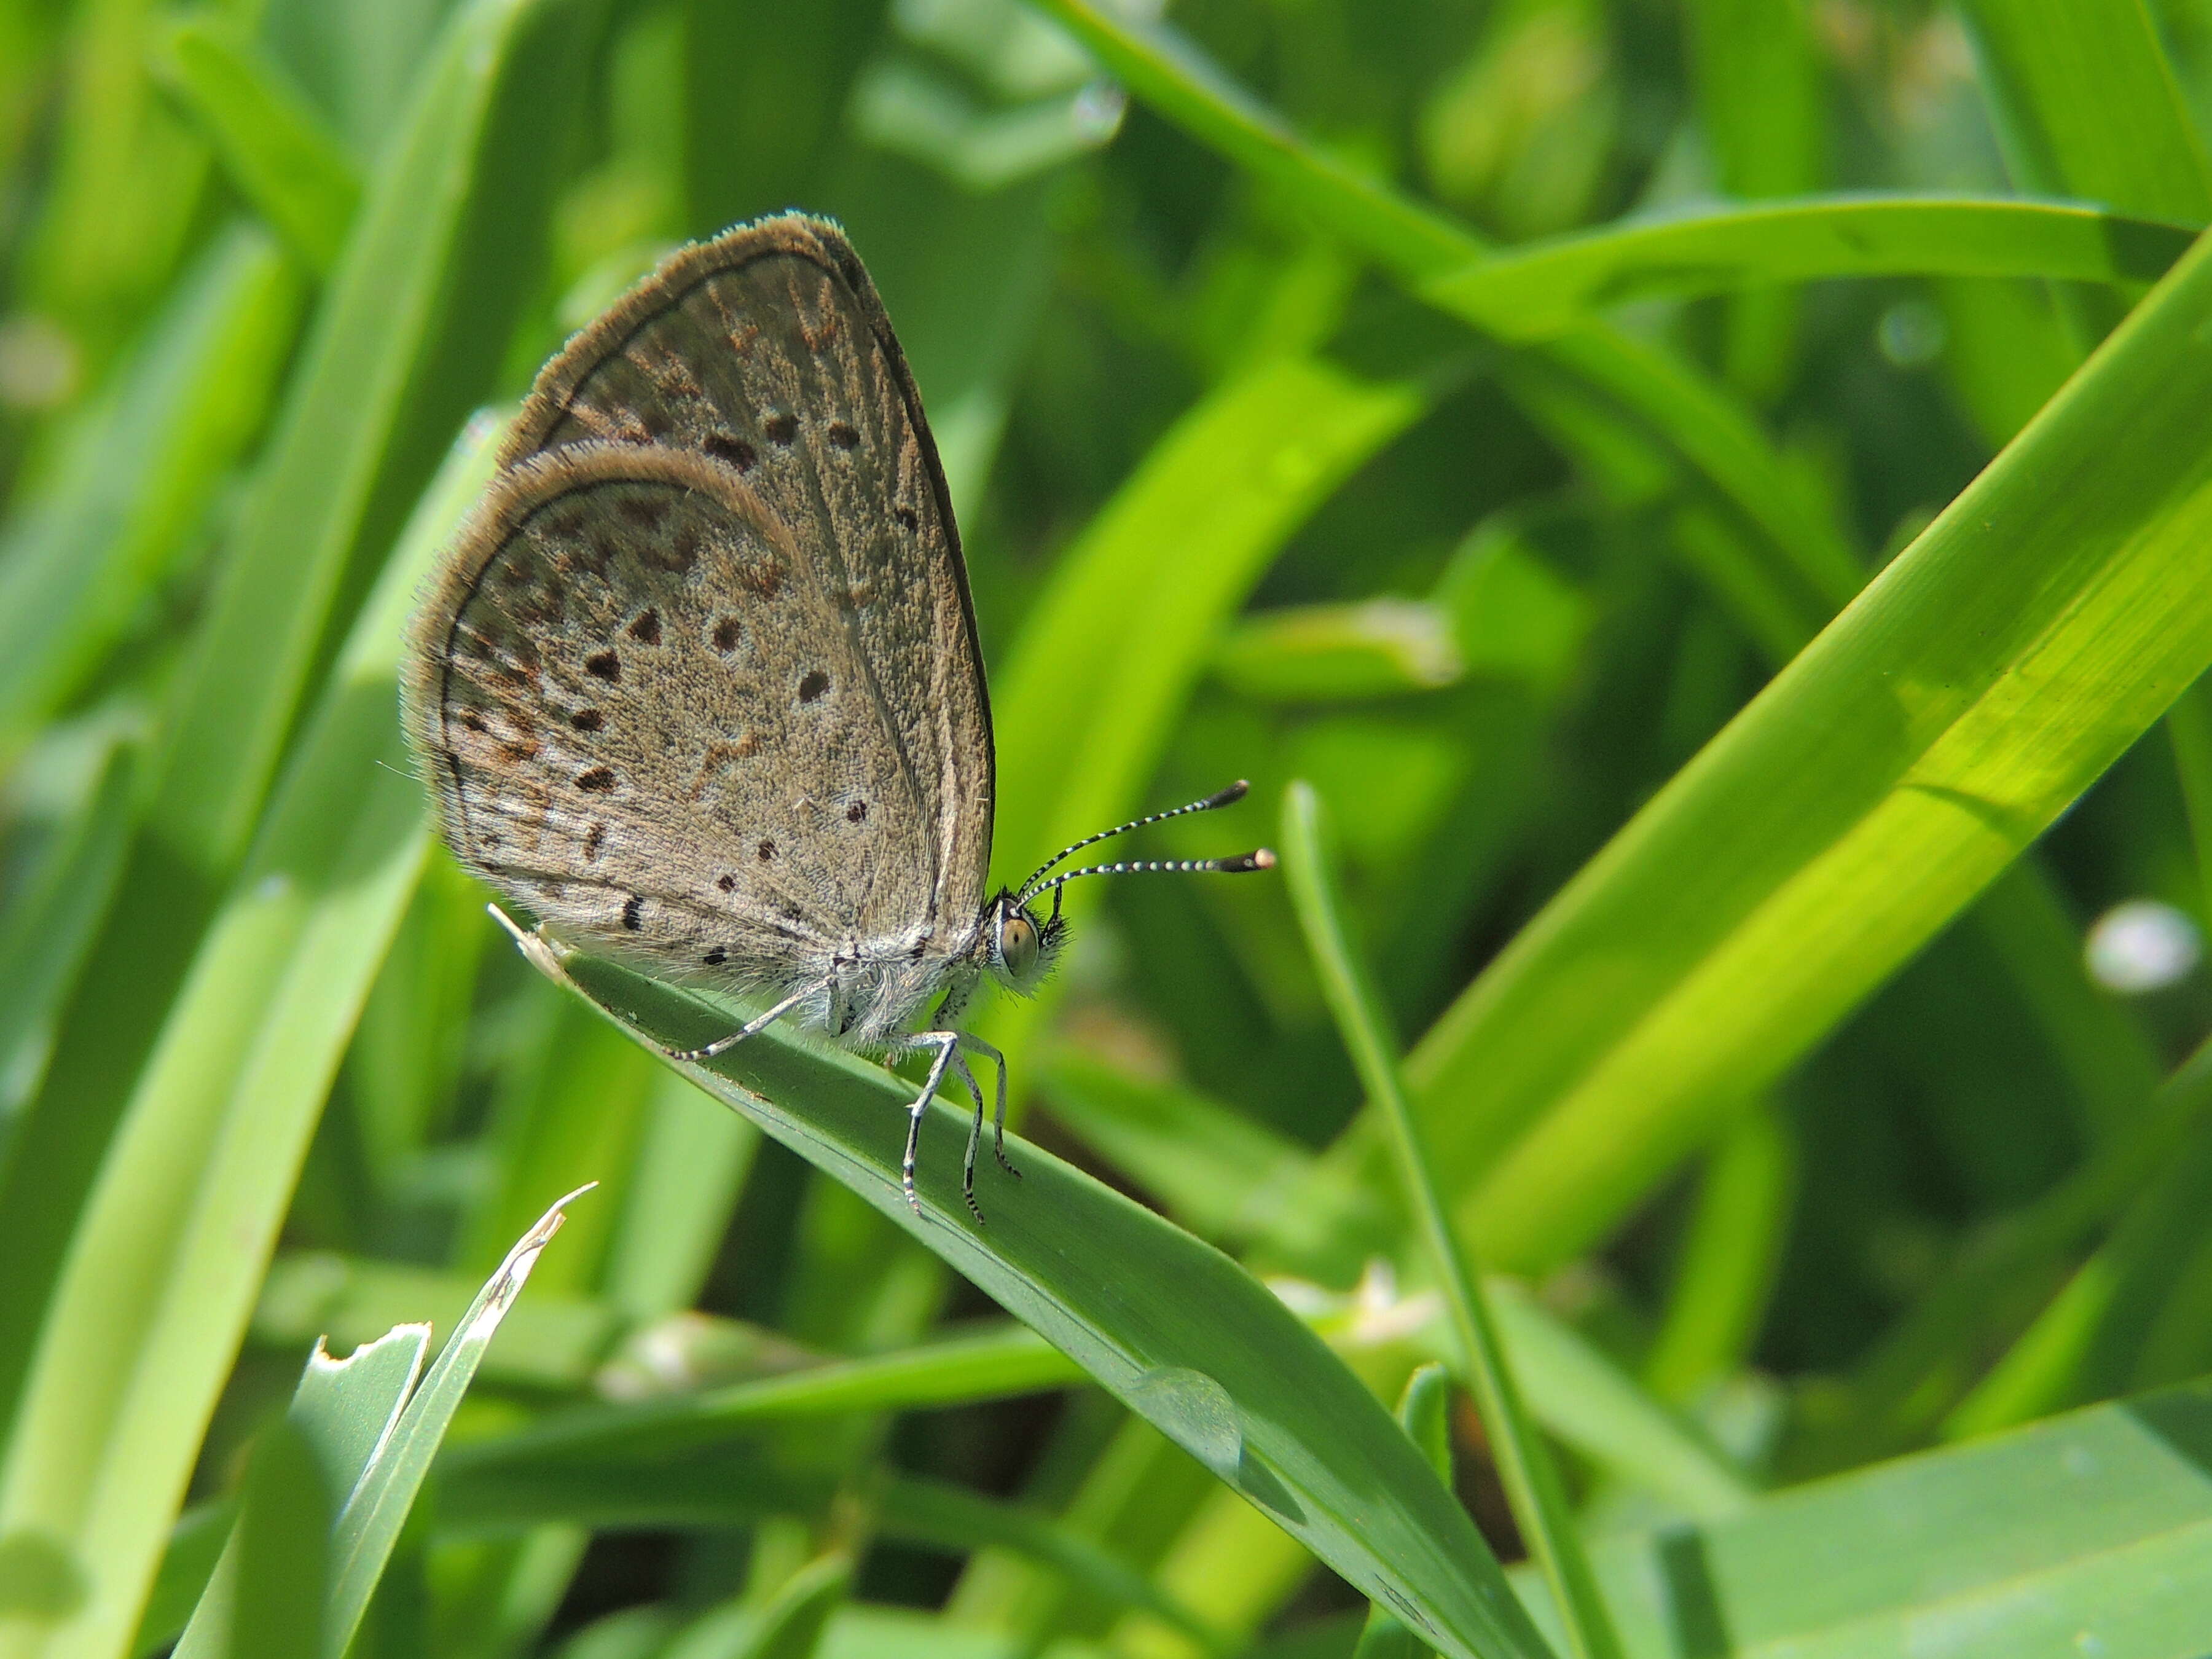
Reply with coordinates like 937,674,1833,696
403,213,1271,1221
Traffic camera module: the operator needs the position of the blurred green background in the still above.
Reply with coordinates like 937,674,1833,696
12,0,2212,1654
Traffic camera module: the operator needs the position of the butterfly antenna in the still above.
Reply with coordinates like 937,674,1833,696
1016,780,1259,903
1031,847,1276,902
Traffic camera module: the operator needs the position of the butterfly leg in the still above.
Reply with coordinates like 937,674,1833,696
957,1031,1019,1180
670,973,836,1064
903,1030,964,1218
945,1048,993,1223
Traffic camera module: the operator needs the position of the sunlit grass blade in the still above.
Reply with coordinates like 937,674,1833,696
149,18,362,274
1958,0,2212,224
484,931,1552,1659
1388,222,2212,1274
1430,197,2197,341
150,0,587,880
1282,780,1607,1659
0,422,493,1659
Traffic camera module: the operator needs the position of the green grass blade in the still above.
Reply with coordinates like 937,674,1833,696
1026,0,1862,619
447,1324,1080,1470
326,1188,594,1657
0,738,135,1125
1826,1034,2212,1453
1430,197,2198,342
1484,1284,1755,1524
1038,1051,1751,1516
1958,0,2212,222
250,1252,622,1393
1682,0,1823,398
973,351,1425,1082
487,934,1552,1659
686,1551,849,1659
127,1505,233,1659
16,0,213,370
0,422,493,1659
1037,1046,1395,1275
987,353,1426,886
1354,1365,1453,1659
1557,1378,2212,1657
151,0,586,879
879,1479,1219,1652
1641,1105,1795,1405
0,0,592,1446
1282,780,1604,1659
0,225,304,751
173,1326,429,1659
214,1422,333,1659
150,18,363,275
1394,223,2212,1273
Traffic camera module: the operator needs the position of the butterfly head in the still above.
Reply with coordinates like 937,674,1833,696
976,781,1275,1000
981,887,1067,995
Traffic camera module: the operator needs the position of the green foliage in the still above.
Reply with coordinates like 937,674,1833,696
6,0,2212,1656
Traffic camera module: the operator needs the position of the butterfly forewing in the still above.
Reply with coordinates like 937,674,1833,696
404,216,992,985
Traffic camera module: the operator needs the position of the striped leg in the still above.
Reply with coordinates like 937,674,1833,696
901,1031,963,1216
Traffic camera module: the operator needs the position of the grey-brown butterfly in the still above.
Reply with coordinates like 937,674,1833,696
402,213,1272,1222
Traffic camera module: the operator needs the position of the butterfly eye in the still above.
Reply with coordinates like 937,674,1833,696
998,912,1040,982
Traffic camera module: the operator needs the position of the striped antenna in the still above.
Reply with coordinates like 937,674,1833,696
1016,780,1258,903
1030,848,1276,901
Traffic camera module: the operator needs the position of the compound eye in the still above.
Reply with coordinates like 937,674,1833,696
1000,912,1040,982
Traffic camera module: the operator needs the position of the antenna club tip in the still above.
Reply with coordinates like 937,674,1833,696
1205,779,1252,809
1251,847,1277,870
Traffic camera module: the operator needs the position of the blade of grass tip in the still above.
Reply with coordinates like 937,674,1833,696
172,1326,429,1659
1281,780,1612,1659
149,17,363,275
1355,1365,1454,1659
325,1185,595,1657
